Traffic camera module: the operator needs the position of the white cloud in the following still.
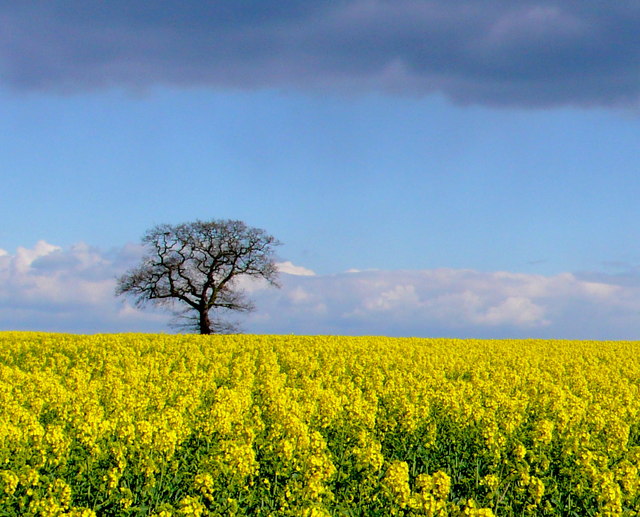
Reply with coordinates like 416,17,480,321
2,241,640,339
248,267,640,339
364,284,420,312
288,286,313,303
479,296,548,327
12,240,61,273
277,261,316,276
0,241,168,333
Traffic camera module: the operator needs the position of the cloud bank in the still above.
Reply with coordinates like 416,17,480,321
247,267,640,339
1,1,639,107
0,241,169,333
2,241,640,339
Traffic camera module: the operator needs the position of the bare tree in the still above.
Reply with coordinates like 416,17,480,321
116,219,281,334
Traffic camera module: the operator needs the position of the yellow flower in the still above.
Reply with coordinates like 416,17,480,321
481,474,500,493
528,476,545,504
178,495,205,516
431,471,451,500
533,419,554,445
0,470,19,496
383,461,411,508
513,443,527,461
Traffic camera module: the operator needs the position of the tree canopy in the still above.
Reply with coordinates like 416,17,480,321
116,219,281,334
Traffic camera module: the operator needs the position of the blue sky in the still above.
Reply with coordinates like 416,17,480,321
2,1,640,338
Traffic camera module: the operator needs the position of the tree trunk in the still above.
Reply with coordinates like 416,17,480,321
199,309,212,335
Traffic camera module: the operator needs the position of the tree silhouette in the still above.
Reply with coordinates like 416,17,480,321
116,219,281,334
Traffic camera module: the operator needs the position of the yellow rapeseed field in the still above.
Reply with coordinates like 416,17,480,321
1,332,639,516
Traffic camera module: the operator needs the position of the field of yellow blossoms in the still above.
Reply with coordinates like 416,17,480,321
1,332,639,516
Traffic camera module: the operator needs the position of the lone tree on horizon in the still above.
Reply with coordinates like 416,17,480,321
116,219,281,334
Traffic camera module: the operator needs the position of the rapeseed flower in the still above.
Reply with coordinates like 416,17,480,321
1,332,640,515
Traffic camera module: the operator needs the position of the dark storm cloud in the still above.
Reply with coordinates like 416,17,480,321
1,1,639,107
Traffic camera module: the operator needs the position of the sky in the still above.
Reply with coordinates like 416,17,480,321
1,1,640,339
